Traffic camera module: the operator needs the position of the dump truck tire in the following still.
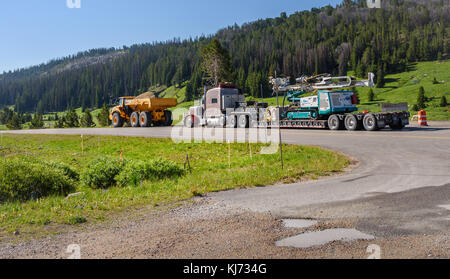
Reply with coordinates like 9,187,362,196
344,114,360,131
112,112,123,128
184,115,194,128
164,110,173,126
328,115,342,130
238,115,249,128
363,113,379,131
227,115,237,128
130,112,140,128
139,112,152,127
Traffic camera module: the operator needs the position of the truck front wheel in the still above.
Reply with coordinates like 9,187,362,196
328,115,342,131
363,114,379,131
112,112,124,128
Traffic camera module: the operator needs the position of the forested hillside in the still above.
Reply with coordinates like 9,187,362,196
0,0,449,113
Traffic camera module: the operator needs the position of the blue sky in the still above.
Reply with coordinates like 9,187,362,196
0,0,342,73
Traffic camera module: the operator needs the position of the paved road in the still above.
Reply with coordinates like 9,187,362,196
3,122,450,237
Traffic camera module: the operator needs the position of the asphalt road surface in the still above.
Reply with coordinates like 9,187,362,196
1,121,449,258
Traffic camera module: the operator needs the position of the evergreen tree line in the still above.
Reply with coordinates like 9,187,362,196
0,0,448,113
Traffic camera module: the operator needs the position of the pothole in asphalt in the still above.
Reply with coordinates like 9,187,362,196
276,229,375,249
282,219,318,229
438,204,450,210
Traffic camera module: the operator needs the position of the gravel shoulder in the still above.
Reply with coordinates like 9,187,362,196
0,197,448,259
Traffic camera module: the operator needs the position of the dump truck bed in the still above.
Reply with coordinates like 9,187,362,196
126,97,178,111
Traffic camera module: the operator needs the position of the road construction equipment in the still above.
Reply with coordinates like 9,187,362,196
268,73,410,131
110,92,177,128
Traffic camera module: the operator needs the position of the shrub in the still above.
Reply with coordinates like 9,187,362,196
80,157,122,189
67,216,87,225
116,158,184,187
0,159,74,202
44,161,79,181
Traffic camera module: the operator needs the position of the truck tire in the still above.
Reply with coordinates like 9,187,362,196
344,114,360,131
139,112,152,127
184,115,194,128
238,115,249,128
227,115,237,128
164,110,173,126
363,113,379,131
130,112,140,128
328,115,342,131
112,112,123,128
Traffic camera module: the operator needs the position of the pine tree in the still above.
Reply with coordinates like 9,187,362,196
97,104,111,127
6,113,22,130
81,109,96,127
376,67,385,88
417,86,427,109
30,113,44,129
65,109,80,128
55,117,65,128
201,39,233,86
368,88,375,102
185,82,194,102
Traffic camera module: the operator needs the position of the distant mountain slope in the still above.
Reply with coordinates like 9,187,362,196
0,0,449,113
0,48,125,83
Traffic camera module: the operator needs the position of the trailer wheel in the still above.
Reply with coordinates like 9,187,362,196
363,113,379,131
227,115,237,128
112,112,123,128
139,112,152,127
130,112,140,127
184,115,194,128
344,114,360,131
238,115,249,128
328,115,342,131
164,110,173,126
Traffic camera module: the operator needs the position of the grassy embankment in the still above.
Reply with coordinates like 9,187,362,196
249,61,450,121
0,134,350,235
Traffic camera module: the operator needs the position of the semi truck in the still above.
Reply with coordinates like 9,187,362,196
184,73,410,131
184,83,268,128
110,92,177,128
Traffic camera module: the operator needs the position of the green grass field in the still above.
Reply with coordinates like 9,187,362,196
0,134,350,234
355,60,450,120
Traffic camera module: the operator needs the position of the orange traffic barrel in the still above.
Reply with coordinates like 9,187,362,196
418,110,428,126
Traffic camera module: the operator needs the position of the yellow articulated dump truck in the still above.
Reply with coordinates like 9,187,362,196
109,92,178,128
